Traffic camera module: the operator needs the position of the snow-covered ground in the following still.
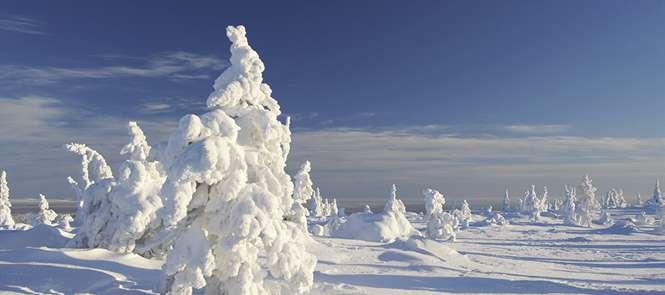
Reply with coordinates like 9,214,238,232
2,208,664,294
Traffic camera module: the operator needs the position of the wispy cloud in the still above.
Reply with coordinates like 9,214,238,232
139,97,206,115
321,112,376,126
502,124,571,135
0,15,45,35
0,51,227,85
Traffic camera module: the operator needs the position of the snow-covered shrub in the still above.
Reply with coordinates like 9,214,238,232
31,194,57,226
0,170,15,228
482,212,508,226
646,180,664,212
333,184,415,242
636,211,655,225
67,122,165,253
502,188,510,211
575,175,599,227
561,185,577,225
57,214,74,231
423,188,445,218
426,212,458,241
155,26,315,295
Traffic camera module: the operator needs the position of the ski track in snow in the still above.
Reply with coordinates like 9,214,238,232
1,208,665,294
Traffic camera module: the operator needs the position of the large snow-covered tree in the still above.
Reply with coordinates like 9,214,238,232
0,170,15,227
423,188,445,218
576,174,598,227
156,25,316,295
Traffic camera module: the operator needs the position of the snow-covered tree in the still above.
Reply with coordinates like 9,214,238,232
330,198,339,216
522,185,545,221
636,193,643,207
453,200,472,227
156,26,315,294
32,194,57,225
308,187,324,218
502,188,510,211
597,210,612,225
603,189,627,209
576,174,598,227
288,161,314,229
0,170,15,227
385,184,406,215
646,180,664,212
363,204,373,214
561,185,577,225
109,122,165,253
423,188,445,218
67,122,165,253
426,211,458,241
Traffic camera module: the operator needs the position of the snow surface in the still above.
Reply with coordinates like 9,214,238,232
2,208,665,294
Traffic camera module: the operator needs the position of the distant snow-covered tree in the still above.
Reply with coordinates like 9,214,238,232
646,180,664,212
287,161,314,230
561,185,577,225
576,174,598,227
603,189,627,209
636,193,643,207
363,204,373,214
502,188,510,211
58,214,74,231
32,194,57,226
156,26,315,294
597,210,612,225
423,188,445,218
308,187,324,218
522,185,545,221
385,184,406,215
0,170,15,228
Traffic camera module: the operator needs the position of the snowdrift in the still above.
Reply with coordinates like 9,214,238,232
0,224,72,249
332,211,416,242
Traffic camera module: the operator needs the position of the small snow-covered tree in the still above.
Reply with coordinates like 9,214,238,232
576,174,598,227
522,185,545,221
636,193,643,207
597,210,612,225
502,188,510,211
32,194,57,225
604,189,627,209
330,198,339,216
453,200,472,227
646,180,664,212
0,170,15,227
385,184,407,215
561,185,577,225
67,122,165,253
423,188,445,218
426,211,458,241
308,187,324,218
157,25,315,295
288,161,314,229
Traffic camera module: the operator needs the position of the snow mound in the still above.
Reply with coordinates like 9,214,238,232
332,211,416,242
0,224,72,249
387,236,465,263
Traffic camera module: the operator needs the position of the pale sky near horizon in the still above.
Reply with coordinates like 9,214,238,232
1,1,665,201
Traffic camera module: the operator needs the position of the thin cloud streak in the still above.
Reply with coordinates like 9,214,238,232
0,15,45,35
0,52,228,84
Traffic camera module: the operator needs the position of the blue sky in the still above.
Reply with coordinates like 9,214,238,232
1,1,665,202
